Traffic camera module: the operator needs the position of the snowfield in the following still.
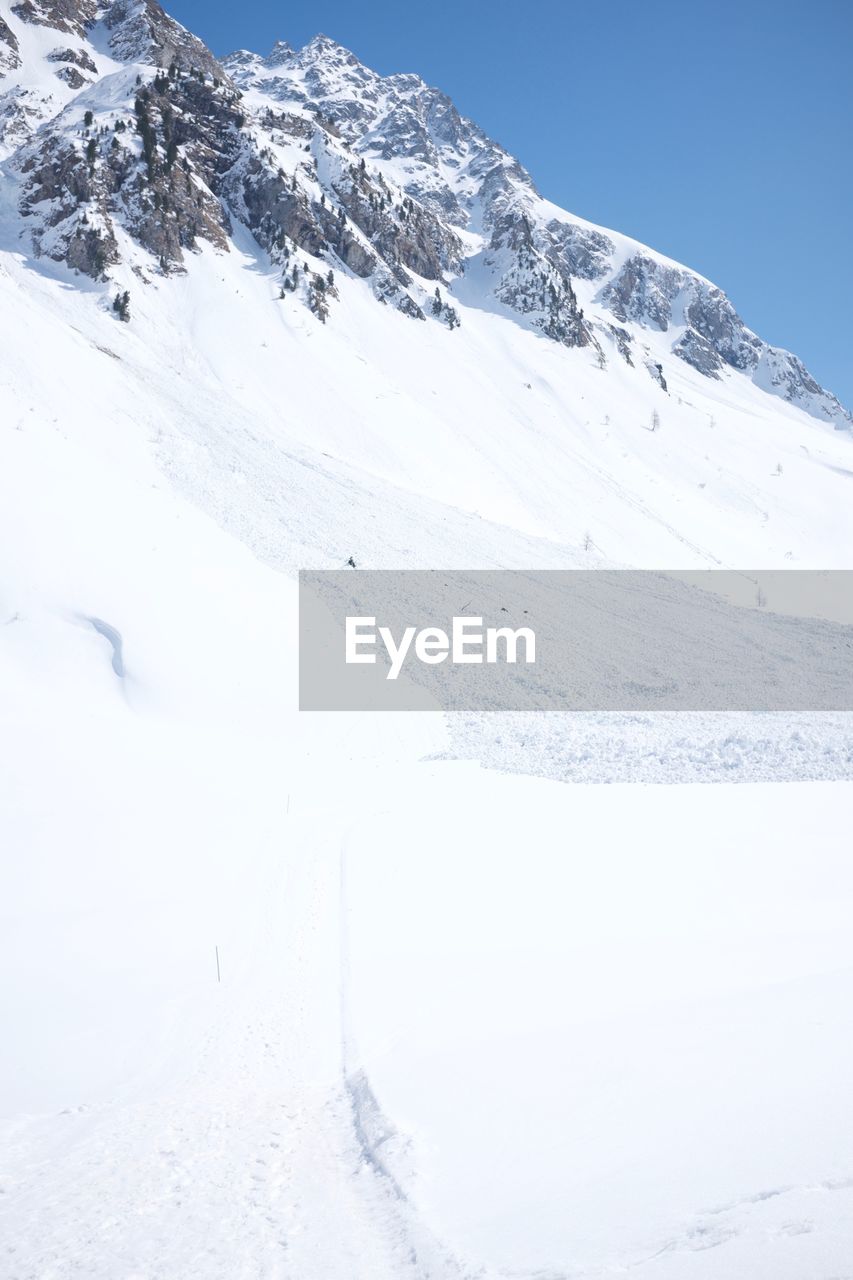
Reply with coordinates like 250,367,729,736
2,223,853,1278
2,4,853,1276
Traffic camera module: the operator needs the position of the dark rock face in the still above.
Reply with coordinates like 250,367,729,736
20,130,120,277
600,254,764,367
0,16,21,71
330,160,461,281
224,146,428,315
545,218,613,282
121,81,234,266
475,168,591,347
489,215,590,348
601,254,684,331
54,64,87,87
228,93,461,308
674,328,725,378
47,46,98,72
103,0,223,79
19,69,236,277
64,219,117,275
10,0,97,37
46,44,98,89
685,289,762,371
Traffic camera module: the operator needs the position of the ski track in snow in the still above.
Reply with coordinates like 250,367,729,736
0,814,477,1280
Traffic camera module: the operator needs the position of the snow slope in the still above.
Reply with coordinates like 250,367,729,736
3,188,853,1280
345,776,853,1279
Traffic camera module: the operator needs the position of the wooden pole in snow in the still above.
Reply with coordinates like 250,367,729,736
215,946,221,984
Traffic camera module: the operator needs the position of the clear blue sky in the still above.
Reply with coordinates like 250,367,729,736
167,0,852,408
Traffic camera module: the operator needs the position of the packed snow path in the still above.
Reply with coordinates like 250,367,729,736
0,792,475,1280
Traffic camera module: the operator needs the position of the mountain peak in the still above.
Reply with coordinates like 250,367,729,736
263,38,293,66
103,0,224,78
250,33,363,75
303,33,353,56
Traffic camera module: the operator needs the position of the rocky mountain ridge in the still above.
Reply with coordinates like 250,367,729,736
1,0,850,429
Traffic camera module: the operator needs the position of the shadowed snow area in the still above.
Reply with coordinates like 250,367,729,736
86,615,125,676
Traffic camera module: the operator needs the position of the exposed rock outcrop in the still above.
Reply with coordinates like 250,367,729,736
10,0,96,38
0,16,21,72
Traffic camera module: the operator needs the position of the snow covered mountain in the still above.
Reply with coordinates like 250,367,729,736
3,5,853,1279
3,0,853,579
225,34,852,431
1,0,850,432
